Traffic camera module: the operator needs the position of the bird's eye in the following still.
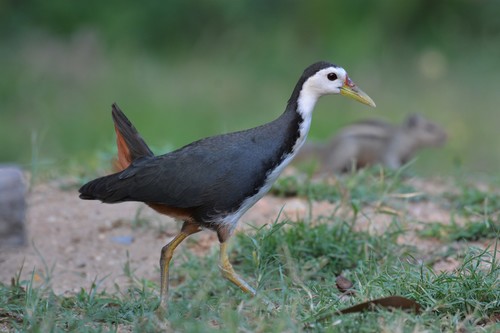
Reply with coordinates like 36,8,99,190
327,73,338,81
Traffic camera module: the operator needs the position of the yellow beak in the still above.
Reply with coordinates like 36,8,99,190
340,78,376,108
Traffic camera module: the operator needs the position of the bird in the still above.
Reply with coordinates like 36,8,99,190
78,61,376,308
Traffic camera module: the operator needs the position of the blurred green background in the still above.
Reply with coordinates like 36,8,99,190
1,0,499,176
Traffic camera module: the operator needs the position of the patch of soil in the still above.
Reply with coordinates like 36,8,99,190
0,177,496,295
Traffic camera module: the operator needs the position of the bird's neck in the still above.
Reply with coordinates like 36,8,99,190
283,85,320,153
249,87,319,201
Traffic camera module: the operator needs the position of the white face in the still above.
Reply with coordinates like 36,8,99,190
302,66,348,97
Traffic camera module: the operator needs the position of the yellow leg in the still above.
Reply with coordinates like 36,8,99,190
219,242,256,295
159,222,200,309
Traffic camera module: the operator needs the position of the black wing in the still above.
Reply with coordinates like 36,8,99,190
80,129,278,211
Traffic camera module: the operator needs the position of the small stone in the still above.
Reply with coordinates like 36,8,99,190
336,275,355,294
110,235,134,245
0,166,27,247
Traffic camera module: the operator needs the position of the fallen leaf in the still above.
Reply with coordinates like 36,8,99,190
339,296,421,314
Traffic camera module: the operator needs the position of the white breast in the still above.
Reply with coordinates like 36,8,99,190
217,85,318,237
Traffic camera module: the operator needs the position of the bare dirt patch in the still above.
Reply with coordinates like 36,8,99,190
0,177,496,295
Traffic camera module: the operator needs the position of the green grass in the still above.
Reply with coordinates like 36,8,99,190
2,6,500,332
1,29,500,176
416,181,500,241
1,170,500,332
418,219,500,242
446,185,500,219
1,222,498,332
272,165,415,204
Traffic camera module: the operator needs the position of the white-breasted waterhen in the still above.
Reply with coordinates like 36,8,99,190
79,61,376,308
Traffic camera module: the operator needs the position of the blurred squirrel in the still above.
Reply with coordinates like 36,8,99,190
296,114,447,173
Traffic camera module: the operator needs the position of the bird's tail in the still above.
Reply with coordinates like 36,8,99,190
79,173,122,201
112,103,154,171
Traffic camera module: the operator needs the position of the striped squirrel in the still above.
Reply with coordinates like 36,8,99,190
296,114,447,173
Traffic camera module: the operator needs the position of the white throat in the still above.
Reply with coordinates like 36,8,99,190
218,84,322,238
295,86,320,148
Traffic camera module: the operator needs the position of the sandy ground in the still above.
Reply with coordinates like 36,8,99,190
0,176,495,296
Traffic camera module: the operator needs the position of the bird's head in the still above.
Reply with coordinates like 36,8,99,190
300,61,376,108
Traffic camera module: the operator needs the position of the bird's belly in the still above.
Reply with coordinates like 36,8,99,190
215,150,297,241
147,203,194,222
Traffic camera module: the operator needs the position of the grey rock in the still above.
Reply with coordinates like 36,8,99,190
0,166,26,247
